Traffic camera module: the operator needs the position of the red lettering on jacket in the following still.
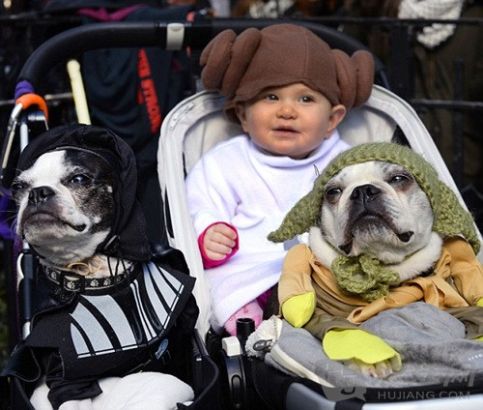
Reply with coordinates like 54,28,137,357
137,49,162,134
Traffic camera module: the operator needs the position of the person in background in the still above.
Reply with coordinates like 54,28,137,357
344,0,483,229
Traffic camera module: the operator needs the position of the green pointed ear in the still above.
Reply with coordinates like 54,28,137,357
432,182,480,254
268,181,325,243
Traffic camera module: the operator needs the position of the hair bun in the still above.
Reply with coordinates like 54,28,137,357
200,28,261,98
351,50,375,107
333,49,374,109
200,29,236,91
200,24,375,113
332,49,357,109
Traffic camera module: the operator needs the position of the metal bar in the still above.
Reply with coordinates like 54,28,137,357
451,59,465,187
0,11,82,25
304,16,483,27
2,92,480,113
17,21,168,85
0,92,73,109
17,20,386,90
410,100,483,111
1,14,482,27
389,24,412,99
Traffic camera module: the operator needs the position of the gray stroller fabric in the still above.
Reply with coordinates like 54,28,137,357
263,303,483,388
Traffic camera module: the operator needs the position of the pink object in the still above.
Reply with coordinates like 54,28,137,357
78,6,143,22
224,300,263,336
198,222,239,268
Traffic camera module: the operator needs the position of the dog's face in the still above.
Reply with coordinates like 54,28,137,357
11,149,115,266
320,161,434,264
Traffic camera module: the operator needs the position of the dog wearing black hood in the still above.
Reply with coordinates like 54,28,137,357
1,125,197,410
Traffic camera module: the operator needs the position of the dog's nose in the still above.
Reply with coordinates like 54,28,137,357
28,186,55,205
350,184,381,203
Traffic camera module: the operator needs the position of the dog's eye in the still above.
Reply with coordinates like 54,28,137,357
10,180,27,195
389,174,410,185
325,187,342,203
69,174,91,185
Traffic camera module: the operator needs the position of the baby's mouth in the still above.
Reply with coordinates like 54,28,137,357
273,126,297,134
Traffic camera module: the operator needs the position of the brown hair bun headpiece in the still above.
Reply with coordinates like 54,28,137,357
200,24,375,117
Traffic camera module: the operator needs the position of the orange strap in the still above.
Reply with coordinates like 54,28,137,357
16,93,49,120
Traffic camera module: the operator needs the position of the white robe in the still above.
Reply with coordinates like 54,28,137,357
185,132,349,328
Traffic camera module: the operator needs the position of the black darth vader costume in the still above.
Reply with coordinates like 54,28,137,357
1,125,198,409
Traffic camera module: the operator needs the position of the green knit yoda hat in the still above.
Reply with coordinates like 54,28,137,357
268,142,480,254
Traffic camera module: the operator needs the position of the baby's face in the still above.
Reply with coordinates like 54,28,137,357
235,83,346,159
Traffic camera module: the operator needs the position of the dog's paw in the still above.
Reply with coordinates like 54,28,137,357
281,292,315,328
343,357,400,378
323,328,401,379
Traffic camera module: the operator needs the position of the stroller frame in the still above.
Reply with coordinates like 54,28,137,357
1,17,482,410
1,17,383,410
158,85,483,334
0,19,249,410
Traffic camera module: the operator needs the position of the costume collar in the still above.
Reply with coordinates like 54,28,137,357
42,263,136,292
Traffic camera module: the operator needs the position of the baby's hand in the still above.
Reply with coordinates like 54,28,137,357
203,223,237,261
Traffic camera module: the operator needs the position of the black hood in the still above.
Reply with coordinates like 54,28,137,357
15,124,151,262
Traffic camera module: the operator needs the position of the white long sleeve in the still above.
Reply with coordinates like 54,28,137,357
185,132,349,328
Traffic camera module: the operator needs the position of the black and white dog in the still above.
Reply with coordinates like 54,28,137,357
2,125,197,410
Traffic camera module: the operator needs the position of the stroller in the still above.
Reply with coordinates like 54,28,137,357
156,24,483,410
0,19,232,410
0,16,365,410
1,17,483,410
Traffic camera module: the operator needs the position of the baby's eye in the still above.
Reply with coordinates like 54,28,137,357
300,95,315,103
264,94,278,101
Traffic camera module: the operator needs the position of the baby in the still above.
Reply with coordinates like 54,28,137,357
186,23,374,335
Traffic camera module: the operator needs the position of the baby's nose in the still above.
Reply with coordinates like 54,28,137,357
277,103,296,119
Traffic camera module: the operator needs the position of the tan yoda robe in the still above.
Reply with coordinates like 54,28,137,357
278,238,483,340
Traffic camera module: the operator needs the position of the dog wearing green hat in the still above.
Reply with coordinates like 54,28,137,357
268,142,483,378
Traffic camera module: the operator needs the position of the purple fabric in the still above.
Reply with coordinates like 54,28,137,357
0,196,14,240
15,81,34,99
78,5,144,21
256,288,273,311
